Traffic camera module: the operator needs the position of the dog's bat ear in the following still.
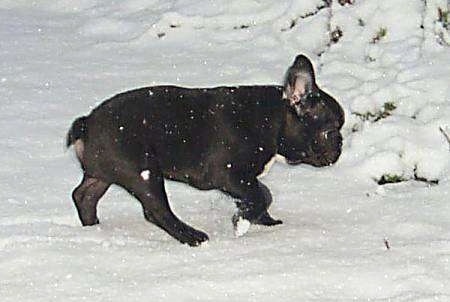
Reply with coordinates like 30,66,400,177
283,55,317,106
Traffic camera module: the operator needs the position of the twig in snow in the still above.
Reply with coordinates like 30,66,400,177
338,0,354,6
439,126,450,151
438,7,449,30
330,26,343,43
280,2,331,32
383,238,391,250
371,27,387,44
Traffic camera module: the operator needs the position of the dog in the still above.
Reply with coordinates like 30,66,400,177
67,54,344,246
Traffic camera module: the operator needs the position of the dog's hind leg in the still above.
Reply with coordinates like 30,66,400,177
72,175,110,226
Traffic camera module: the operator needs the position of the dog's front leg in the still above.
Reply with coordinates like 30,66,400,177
222,177,282,236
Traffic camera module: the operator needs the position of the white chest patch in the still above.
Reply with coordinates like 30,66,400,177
257,154,287,179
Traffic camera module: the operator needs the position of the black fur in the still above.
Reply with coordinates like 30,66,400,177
66,116,87,147
67,56,344,246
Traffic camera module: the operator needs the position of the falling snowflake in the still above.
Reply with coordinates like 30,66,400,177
140,170,150,180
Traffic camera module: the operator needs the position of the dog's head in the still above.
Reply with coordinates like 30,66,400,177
278,55,344,167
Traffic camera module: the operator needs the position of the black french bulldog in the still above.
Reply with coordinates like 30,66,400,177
67,55,344,246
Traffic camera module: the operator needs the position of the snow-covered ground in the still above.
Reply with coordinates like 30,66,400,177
1,0,449,301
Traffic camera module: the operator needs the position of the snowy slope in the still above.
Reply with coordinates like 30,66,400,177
0,1,449,301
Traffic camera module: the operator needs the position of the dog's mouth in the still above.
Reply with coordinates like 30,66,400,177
286,147,342,167
287,157,336,167
285,151,309,165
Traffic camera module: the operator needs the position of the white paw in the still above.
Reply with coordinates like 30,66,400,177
234,217,250,237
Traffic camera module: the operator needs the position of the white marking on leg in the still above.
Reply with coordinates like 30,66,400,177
234,217,250,237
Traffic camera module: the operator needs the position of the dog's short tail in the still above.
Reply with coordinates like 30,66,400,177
66,116,88,148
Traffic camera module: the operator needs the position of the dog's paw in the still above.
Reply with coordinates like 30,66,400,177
232,215,251,237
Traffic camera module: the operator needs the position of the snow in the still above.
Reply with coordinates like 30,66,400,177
140,170,150,181
0,0,449,301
